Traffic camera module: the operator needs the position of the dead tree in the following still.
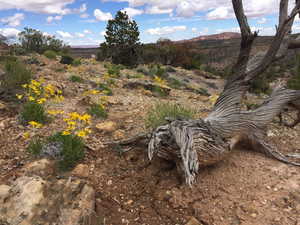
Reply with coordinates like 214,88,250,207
148,0,300,186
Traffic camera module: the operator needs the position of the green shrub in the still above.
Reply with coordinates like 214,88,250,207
1,59,32,92
20,102,48,125
145,102,197,129
151,86,169,97
47,132,84,170
167,77,184,89
60,55,74,65
69,75,83,83
98,83,113,96
197,88,210,96
249,76,270,95
106,63,124,78
44,50,57,59
88,104,108,119
72,58,81,66
24,57,40,65
0,55,17,62
27,138,43,156
287,54,300,90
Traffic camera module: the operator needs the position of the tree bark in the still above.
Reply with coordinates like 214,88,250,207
148,0,300,186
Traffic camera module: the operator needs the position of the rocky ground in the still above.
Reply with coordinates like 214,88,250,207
0,55,300,225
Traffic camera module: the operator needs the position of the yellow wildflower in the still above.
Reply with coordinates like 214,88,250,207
67,121,76,126
90,90,100,95
28,96,35,101
22,84,28,88
154,76,167,87
62,130,71,135
16,94,23,99
37,98,46,104
80,114,91,123
209,94,219,105
69,112,80,120
47,110,64,115
23,132,31,139
31,80,41,87
76,130,87,137
28,121,43,128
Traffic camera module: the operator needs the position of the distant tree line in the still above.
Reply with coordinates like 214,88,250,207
97,10,209,70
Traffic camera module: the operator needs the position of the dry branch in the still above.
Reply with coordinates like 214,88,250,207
146,0,300,186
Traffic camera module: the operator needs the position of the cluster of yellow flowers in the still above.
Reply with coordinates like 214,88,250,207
22,121,43,139
153,76,167,87
83,89,101,95
16,79,64,104
62,112,92,137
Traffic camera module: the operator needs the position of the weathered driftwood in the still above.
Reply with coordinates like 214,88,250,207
148,0,300,186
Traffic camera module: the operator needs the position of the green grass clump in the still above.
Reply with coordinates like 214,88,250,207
88,104,108,119
151,86,169,97
145,102,197,130
167,77,184,89
72,58,81,66
1,59,32,92
20,102,48,125
27,138,43,156
48,132,84,170
98,83,113,96
106,63,124,78
69,75,83,83
44,50,57,59
197,87,210,96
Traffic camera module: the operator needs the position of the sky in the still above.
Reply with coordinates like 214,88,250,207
0,0,300,46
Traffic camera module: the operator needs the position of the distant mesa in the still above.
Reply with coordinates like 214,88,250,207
176,32,241,43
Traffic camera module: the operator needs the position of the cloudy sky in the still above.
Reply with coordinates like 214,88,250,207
0,0,300,46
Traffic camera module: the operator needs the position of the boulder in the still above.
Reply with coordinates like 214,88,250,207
0,159,97,225
96,121,117,133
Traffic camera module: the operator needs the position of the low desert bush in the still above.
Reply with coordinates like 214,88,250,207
48,132,85,170
69,75,83,83
44,50,57,59
20,101,49,125
1,59,32,92
72,58,81,66
88,104,108,119
145,102,197,129
60,55,74,65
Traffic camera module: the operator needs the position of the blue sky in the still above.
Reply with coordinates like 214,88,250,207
0,0,300,46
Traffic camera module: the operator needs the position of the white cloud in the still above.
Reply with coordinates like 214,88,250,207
0,27,20,39
75,32,85,38
80,13,89,18
0,0,75,15
121,7,143,17
83,29,92,34
46,15,62,23
146,25,186,35
0,13,24,27
191,27,197,33
100,31,106,36
94,9,113,21
206,6,233,20
56,30,73,38
145,6,172,15
103,0,281,19
257,17,267,24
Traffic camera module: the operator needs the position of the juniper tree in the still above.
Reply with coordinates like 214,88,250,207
101,11,140,67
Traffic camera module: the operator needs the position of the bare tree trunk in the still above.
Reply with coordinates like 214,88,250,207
148,0,300,186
